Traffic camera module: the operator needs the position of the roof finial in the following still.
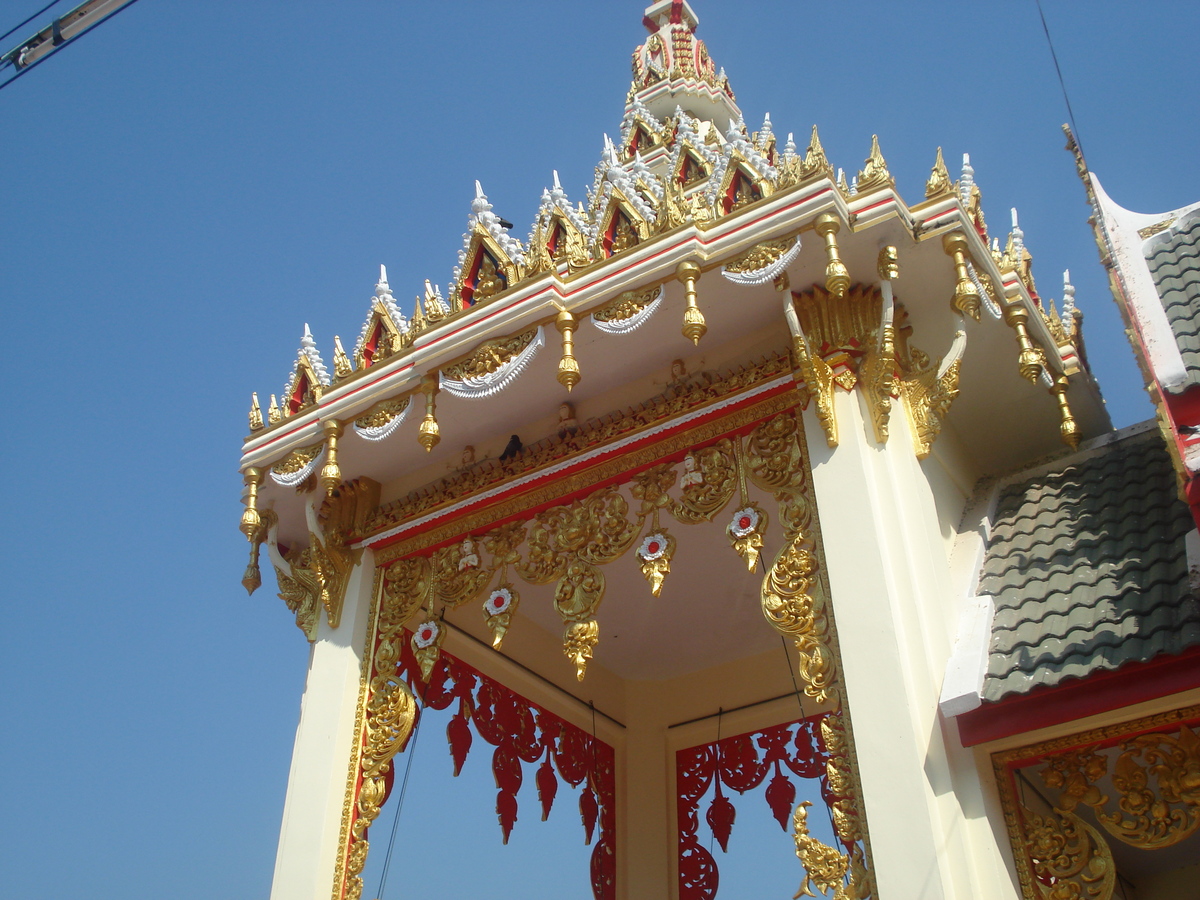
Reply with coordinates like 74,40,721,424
552,169,562,190
960,153,975,205
1062,269,1076,318
376,264,390,295
1010,208,1025,261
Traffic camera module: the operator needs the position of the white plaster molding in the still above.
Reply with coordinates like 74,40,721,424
438,326,545,399
1091,173,1189,391
938,594,995,718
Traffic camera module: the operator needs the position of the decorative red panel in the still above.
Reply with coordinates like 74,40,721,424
394,641,616,900
676,715,837,900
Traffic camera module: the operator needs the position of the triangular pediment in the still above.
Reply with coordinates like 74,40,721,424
716,156,770,217
283,325,330,416
453,226,522,309
596,189,651,258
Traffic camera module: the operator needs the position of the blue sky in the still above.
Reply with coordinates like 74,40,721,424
2,2,1196,898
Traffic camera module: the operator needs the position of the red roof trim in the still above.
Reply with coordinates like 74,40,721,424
956,646,1200,746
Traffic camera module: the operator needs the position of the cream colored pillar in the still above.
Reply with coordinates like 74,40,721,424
803,393,1009,899
269,549,376,900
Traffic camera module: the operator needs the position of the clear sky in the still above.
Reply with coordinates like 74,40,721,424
2,2,1196,898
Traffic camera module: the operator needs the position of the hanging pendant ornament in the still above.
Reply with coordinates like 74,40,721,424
636,528,676,597
483,583,520,649
418,373,441,452
411,616,445,681
556,309,581,391
676,259,706,345
726,504,769,571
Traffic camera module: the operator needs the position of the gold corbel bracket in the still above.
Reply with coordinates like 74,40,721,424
790,328,837,448
556,309,581,391
942,232,981,321
418,374,441,452
861,247,899,444
676,259,706,344
813,213,849,299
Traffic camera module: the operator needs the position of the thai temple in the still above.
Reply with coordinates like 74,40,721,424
236,3,1200,898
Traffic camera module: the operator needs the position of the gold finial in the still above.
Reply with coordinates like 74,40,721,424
239,467,263,541
836,169,850,196
857,134,894,193
877,246,899,282
555,309,581,391
813,213,850,298
925,147,954,199
1002,301,1046,384
267,394,282,425
333,336,353,380
249,393,263,431
242,539,262,595
800,125,832,180
418,375,440,452
942,232,981,320
319,420,344,496
676,260,706,344
1051,372,1079,449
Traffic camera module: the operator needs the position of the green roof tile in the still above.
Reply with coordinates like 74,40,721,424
979,428,1200,702
1146,211,1200,391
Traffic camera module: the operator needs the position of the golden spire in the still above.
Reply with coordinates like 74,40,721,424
800,125,832,180
925,147,954,199
856,134,894,193
249,393,263,431
333,336,353,380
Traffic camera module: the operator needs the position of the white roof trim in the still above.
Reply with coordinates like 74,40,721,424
938,594,995,718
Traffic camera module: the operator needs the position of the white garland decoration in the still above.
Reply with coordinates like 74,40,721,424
721,237,802,286
967,262,1002,320
353,403,410,442
589,288,663,335
439,327,545,400
270,446,325,487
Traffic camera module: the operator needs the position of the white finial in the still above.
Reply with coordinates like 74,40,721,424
960,153,975,205
850,176,859,196
1011,208,1020,229
1062,269,1076,316
303,323,312,339
475,180,485,199
552,170,561,190
1010,208,1025,260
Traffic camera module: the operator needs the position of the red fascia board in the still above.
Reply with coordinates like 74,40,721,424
956,646,1200,746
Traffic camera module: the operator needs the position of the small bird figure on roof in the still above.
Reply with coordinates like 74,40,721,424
500,434,523,461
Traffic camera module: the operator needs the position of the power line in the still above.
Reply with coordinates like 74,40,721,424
0,0,66,45
0,0,141,94
1034,0,1085,160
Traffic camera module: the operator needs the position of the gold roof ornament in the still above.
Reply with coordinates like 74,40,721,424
248,393,263,431
267,394,281,425
925,146,954,199
332,336,352,380
799,125,833,182
856,134,895,193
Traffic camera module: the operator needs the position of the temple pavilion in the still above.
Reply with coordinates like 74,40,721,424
237,3,1200,898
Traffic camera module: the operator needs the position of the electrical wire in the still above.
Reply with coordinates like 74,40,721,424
0,0,65,45
1034,0,1085,159
376,709,423,899
0,0,142,94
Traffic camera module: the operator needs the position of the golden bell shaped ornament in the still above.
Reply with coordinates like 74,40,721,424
813,213,849,298
676,260,706,344
1052,373,1080,449
1002,301,1046,384
556,309,581,391
942,232,982,321
239,467,263,540
563,619,600,682
418,375,441,452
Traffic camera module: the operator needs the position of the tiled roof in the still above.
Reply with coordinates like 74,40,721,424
979,427,1200,702
1146,211,1200,391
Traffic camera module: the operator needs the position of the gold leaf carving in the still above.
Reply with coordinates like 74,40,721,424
671,440,737,524
354,397,410,431
443,328,538,381
272,442,324,477
1024,810,1115,900
723,238,795,275
590,285,661,325
925,146,954,199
